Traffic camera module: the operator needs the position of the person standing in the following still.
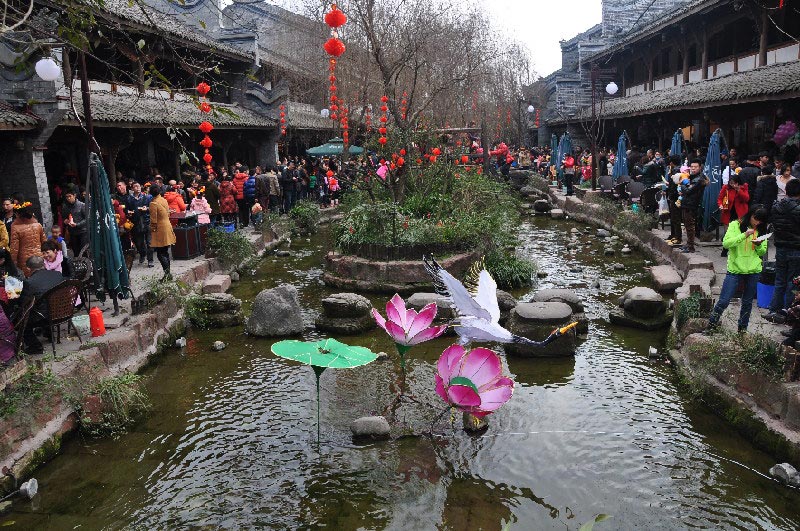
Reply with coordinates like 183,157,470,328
706,208,769,333
243,170,257,227
765,179,800,323
2,199,14,240
148,185,175,281
255,168,270,214
267,167,281,214
9,203,46,277
280,162,298,214
777,164,797,202
717,174,749,257
218,176,239,226
753,165,778,218
561,152,576,197
665,156,683,247
62,189,88,257
201,173,221,225
127,182,153,267
679,159,709,254
232,168,249,227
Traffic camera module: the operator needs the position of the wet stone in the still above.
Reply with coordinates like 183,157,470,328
211,341,226,351
351,416,391,441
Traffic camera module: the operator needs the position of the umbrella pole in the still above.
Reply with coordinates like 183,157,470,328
312,366,325,443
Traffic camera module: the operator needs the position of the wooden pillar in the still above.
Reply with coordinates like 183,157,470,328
648,57,654,91
758,9,768,67
701,31,709,80
682,45,690,84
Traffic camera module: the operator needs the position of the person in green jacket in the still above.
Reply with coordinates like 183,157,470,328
707,208,769,333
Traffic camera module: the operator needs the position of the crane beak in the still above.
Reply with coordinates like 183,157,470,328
557,322,578,335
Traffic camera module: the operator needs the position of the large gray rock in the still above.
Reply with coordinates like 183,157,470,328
321,292,372,318
315,314,376,335
496,290,517,312
351,416,391,440
532,288,585,313
190,293,244,329
609,307,673,331
506,302,577,357
533,199,553,213
769,463,800,487
246,284,304,337
617,287,666,319
650,265,683,292
550,209,565,219
407,293,455,319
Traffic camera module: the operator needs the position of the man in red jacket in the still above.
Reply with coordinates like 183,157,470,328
232,167,248,227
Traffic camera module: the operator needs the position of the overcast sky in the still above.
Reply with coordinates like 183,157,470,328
481,0,602,77
269,0,602,79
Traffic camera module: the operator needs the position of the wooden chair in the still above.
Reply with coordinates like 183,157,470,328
124,248,136,274
639,187,660,214
613,182,629,201
0,297,35,362
71,257,93,310
34,280,83,358
628,182,646,204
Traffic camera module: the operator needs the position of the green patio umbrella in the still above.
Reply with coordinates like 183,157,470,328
271,338,378,438
306,137,365,157
86,153,130,314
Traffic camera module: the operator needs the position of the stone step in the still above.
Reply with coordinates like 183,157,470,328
202,274,232,294
650,265,683,292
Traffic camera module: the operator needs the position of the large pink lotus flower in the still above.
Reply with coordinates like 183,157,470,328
372,294,447,347
434,344,514,418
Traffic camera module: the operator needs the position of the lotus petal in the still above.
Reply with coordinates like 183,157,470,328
371,308,387,330
474,378,514,414
384,320,408,344
407,324,447,346
387,294,407,327
406,303,437,339
447,383,481,408
437,344,465,382
461,347,503,390
434,373,448,403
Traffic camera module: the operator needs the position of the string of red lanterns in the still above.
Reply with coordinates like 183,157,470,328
341,104,349,145
400,91,408,121
196,81,214,172
378,95,389,146
365,104,372,133
324,4,347,121
279,104,287,136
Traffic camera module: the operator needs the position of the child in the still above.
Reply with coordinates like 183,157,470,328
41,239,72,278
48,225,69,257
329,175,340,207
250,202,263,227
190,188,212,225
675,166,691,208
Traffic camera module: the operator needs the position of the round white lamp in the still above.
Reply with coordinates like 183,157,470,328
605,81,618,95
35,57,60,81
320,108,330,118
527,105,535,113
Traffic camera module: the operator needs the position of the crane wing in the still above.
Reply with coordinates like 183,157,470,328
475,270,501,323
423,256,492,320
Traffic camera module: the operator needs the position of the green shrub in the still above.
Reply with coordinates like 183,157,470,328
207,228,256,271
614,209,654,237
289,200,321,234
484,250,537,290
692,331,785,381
78,373,150,438
676,293,702,329
0,368,57,419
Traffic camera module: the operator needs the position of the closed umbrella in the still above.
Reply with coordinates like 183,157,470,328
612,131,629,181
549,134,558,167
87,153,130,313
306,137,365,157
701,129,724,231
670,129,684,161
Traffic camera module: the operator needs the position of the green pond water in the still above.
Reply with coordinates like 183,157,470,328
5,217,800,530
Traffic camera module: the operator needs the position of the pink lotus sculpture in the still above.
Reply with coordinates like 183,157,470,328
372,294,447,355
434,344,514,418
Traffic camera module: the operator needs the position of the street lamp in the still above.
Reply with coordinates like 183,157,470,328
590,65,618,190
34,57,60,81
527,105,535,114
606,81,618,96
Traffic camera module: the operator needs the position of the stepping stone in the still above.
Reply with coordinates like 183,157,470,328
202,274,232,294
650,265,682,292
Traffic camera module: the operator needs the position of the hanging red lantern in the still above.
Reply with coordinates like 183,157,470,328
381,95,388,103
379,116,387,123
331,113,338,121
324,38,346,57
199,121,213,134
461,155,469,164
200,135,212,148
378,137,387,145
397,157,405,166
330,104,338,112
280,118,286,124
203,153,213,163
399,149,406,156
196,82,210,96
379,127,387,135
329,75,337,83
380,105,388,112
199,102,211,113
279,104,285,111
324,5,347,28
432,147,441,156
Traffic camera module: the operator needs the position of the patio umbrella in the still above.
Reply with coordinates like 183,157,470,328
86,153,130,310
701,129,724,231
271,338,378,438
612,131,629,180
549,134,558,167
670,129,684,161
306,137,365,157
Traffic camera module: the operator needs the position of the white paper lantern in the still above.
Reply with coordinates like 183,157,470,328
527,105,535,113
35,57,60,81
605,81,618,95
320,108,330,118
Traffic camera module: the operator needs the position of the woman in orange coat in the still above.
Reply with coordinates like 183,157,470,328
149,185,176,280
9,203,46,277
163,186,186,213
218,177,239,226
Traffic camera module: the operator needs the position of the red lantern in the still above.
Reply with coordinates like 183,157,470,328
379,116,387,123
329,75,337,83
199,121,213,134
280,118,286,124
378,137,387,145
329,84,337,93
380,105,388,112
279,104,285,111
326,170,334,177
323,38,346,57
281,128,287,136
397,157,405,166
330,94,338,103
196,82,210,96
324,5,347,28
461,155,469,164
203,153,213,164
200,135,212,148
379,127,387,134
381,95,388,103
430,156,437,163
432,147,441,156
330,104,339,112
331,113,338,121
199,102,211,113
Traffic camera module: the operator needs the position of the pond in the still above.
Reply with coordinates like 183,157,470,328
5,218,800,530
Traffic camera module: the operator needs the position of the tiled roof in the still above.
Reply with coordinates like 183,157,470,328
585,0,723,64
100,0,254,61
0,106,39,130
287,102,336,130
66,90,275,128
550,61,800,122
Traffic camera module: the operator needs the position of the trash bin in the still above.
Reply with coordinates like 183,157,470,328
757,261,776,309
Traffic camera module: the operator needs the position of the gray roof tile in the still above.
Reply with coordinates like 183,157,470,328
0,106,40,129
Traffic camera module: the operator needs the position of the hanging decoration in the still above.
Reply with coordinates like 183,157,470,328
196,82,213,173
378,95,389,147
324,3,347,121
340,104,349,146
365,104,372,133
279,104,287,136
534,109,540,128
400,91,408,121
